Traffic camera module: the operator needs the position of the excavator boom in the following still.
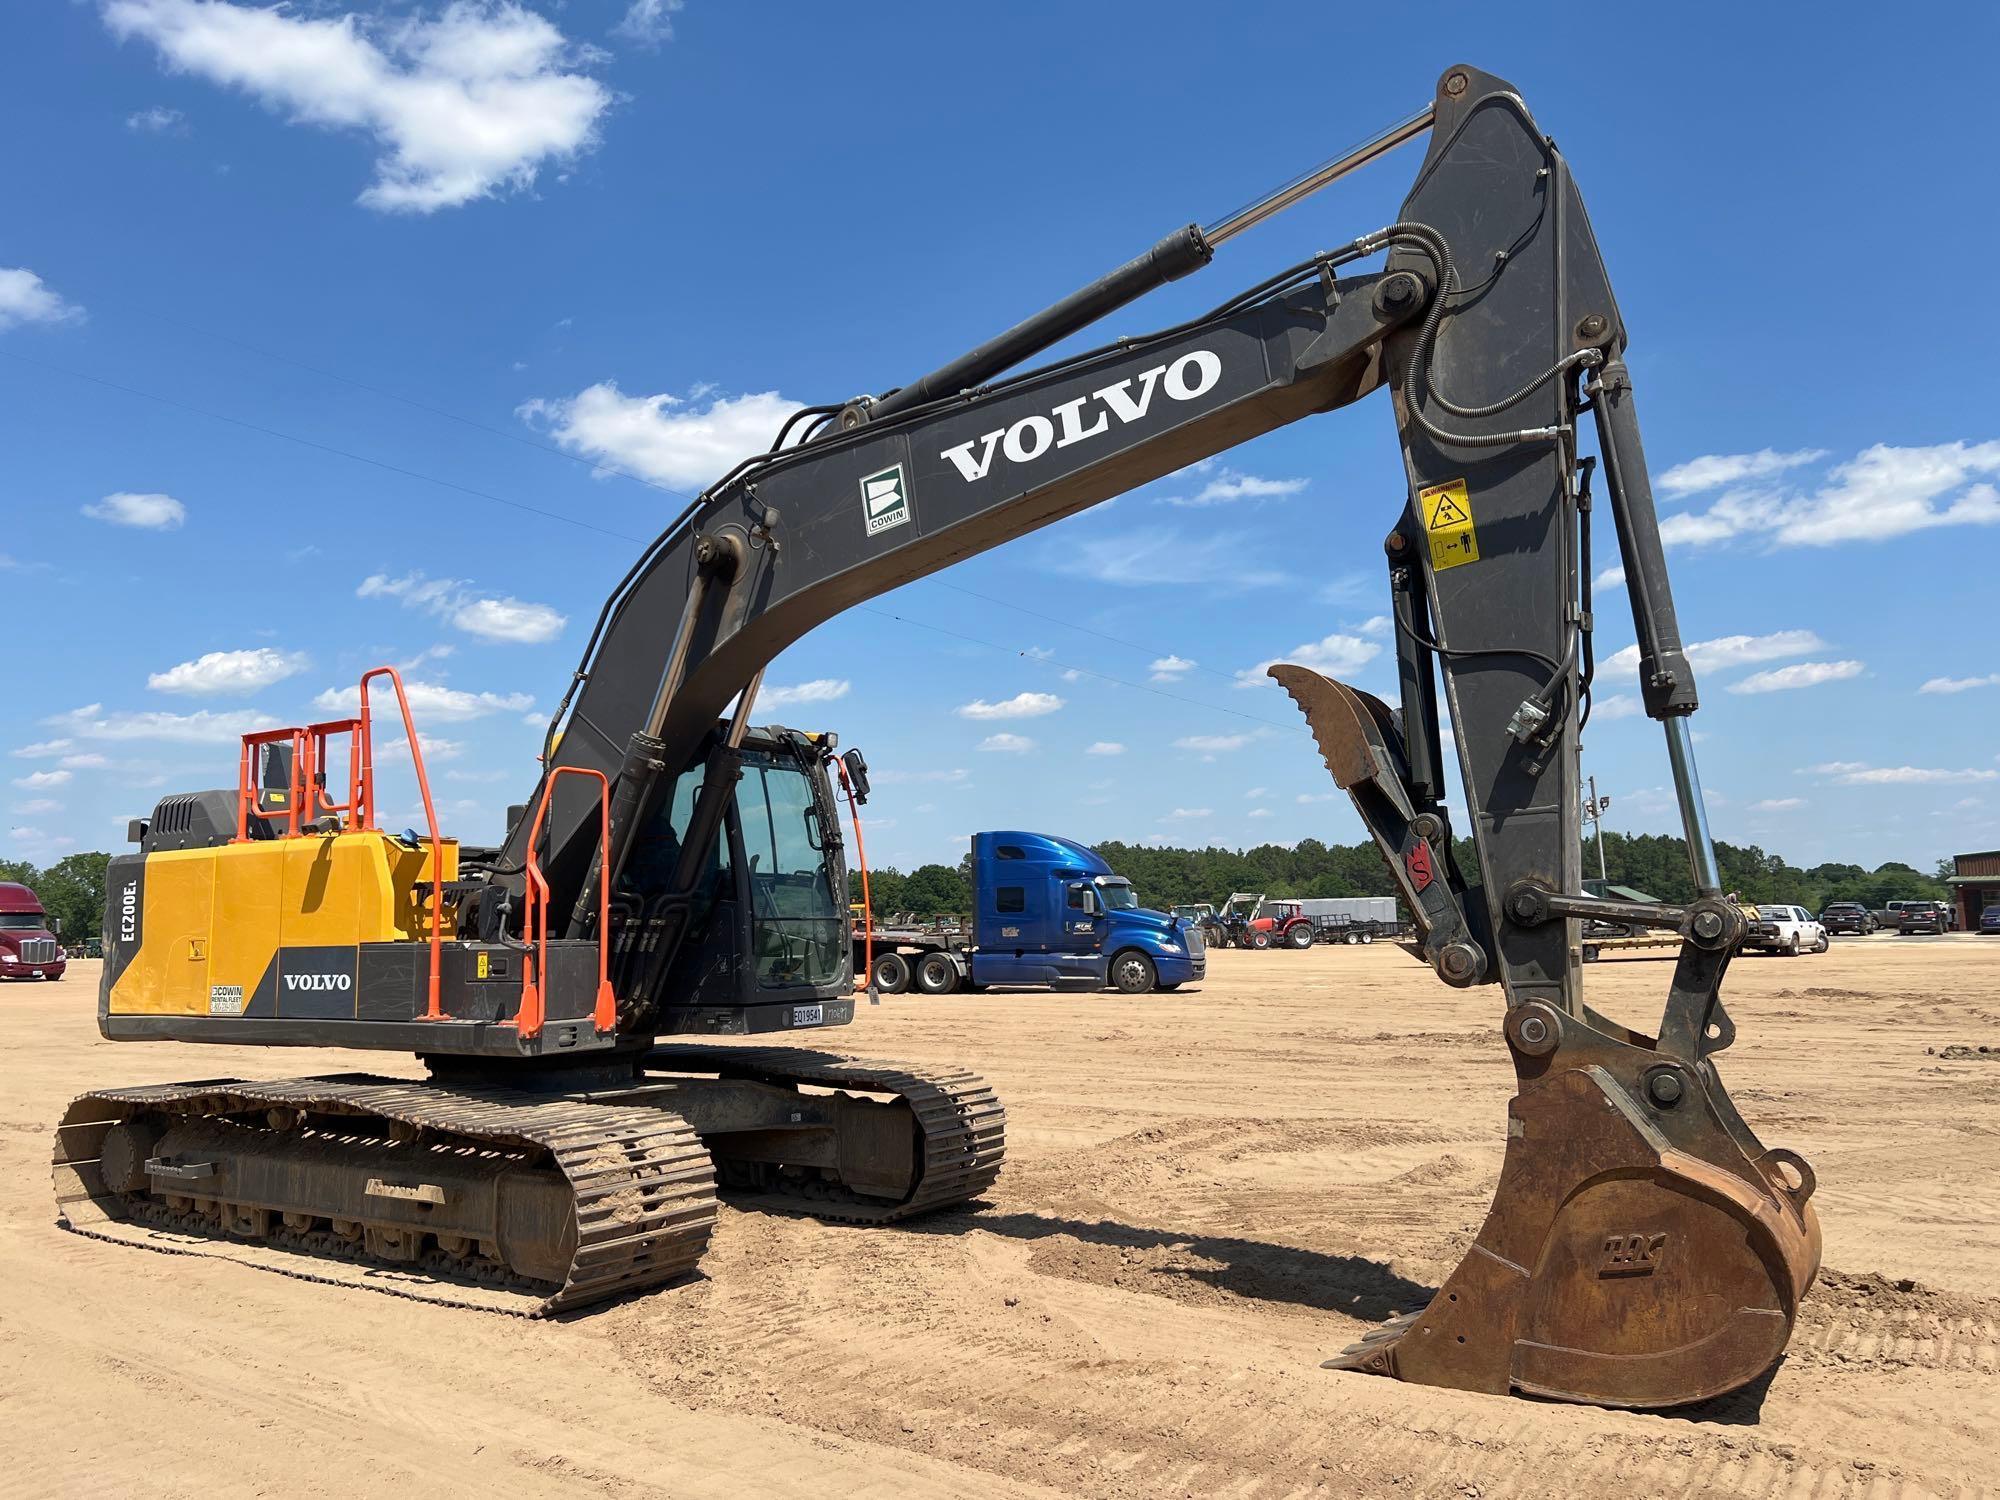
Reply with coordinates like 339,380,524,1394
72,65,1817,1409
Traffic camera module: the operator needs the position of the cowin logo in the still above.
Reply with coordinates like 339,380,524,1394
284,972,353,993
939,350,1222,483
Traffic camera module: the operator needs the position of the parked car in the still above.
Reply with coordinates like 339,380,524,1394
1897,901,1951,935
1981,905,2000,934
1818,902,1877,935
1886,899,1955,932
1743,904,1829,956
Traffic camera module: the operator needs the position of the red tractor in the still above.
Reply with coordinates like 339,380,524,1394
1217,893,1315,949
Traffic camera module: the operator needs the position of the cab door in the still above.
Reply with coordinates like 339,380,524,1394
1052,880,1107,979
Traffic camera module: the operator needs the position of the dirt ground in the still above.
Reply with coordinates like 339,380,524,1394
4,938,1997,1499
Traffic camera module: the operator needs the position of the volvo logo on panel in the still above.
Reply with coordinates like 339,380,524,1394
939,350,1222,483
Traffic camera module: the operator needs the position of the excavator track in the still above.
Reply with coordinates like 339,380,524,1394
53,1076,718,1316
646,1045,1006,1222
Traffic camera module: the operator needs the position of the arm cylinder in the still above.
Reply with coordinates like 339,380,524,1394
863,225,1212,422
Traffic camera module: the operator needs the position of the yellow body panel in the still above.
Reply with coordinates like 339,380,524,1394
109,831,457,1017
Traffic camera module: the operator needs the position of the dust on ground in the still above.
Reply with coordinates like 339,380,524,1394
4,938,1997,1498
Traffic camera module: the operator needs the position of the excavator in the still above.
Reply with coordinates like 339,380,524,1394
55,66,1818,1410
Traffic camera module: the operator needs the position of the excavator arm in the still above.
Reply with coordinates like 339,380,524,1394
491,64,1818,1408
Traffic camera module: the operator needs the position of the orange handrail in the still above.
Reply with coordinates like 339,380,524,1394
234,727,305,842
832,754,874,995
358,666,446,1021
518,765,615,1041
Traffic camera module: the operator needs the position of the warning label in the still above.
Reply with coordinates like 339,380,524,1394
1418,479,1480,571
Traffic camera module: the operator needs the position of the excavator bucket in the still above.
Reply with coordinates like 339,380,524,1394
1274,665,1822,1408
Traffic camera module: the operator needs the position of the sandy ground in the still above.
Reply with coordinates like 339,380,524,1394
4,939,1998,1499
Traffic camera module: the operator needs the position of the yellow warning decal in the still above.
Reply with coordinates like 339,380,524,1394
476,951,490,980
1418,479,1480,571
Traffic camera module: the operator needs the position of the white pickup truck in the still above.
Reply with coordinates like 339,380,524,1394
1742,904,1829,956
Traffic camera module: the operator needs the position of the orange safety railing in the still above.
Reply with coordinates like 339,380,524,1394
234,727,307,841
832,753,874,995
357,667,446,1020
518,765,616,1041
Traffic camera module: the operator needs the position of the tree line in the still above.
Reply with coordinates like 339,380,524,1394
2,831,1955,940
847,832,1954,918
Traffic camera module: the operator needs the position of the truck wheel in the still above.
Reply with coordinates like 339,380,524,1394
914,952,960,995
1287,923,1313,949
1582,943,1601,963
1813,932,1830,954
1357,930,1374,945
1342,931,1358,946
1785,934,1801,956
1249,930,1273,950
1111,951,1157,994
870,952,911,994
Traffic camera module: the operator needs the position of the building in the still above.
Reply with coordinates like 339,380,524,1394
1948,849,2000,929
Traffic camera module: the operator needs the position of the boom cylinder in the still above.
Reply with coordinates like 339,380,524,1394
861,225,1213,423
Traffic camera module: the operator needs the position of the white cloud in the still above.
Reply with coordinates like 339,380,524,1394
12,770,72,789
753,678,852,711
1161,807,1212,820
62,753,112,768
613,0,682,47
1808,761,1999,786
1657,448,1827,498
358,572,565,644
46,703,266,743
1085,741,1125,756
976,733,1035,753
1055,527,1288,590
1242,786,1269,798
1602,629,1826,679
1154,467,1306,508
1595,564,1626,590
874,767,969,785
1920,673,2000,695
0,267,84,332
1236,632,1381,688
13,798,62,815
1149,654,1196,682
11,740,74,759
1354,615,1392,639
313,680,532,722
452,596,566,644
1174,733,1253,753
955,691,1064,720
376,734,463,763
1727,660,1865,694
83,491,185,529
148,646,307,696
102,0,611,213
1296,791,1337,804
1750,797,1806,812
1655,441,2000,549
1592,693,1641,720
520,383,801,489
1247,807,1272,818
126,104,187,132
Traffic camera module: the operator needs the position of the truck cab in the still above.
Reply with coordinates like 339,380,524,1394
969,831,1202,993
0,881,67,981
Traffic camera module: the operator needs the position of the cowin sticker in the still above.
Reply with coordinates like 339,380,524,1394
861,463,911,536
209,985,245,1016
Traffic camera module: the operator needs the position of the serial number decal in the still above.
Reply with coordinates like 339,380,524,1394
208,985,245,1016
791,1004,825,1027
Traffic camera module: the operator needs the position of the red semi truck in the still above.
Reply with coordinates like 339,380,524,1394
0,881,67,981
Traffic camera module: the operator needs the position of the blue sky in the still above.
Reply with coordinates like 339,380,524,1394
4,1,1997,877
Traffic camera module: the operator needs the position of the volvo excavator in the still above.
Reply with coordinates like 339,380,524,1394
55,66,1819,1410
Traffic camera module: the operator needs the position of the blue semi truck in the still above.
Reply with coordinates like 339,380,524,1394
854,831,1205,995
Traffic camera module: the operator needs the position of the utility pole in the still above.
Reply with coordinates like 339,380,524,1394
1583,777,1612,885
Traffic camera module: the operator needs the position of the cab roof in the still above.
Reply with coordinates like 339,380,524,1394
0,881,45,910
